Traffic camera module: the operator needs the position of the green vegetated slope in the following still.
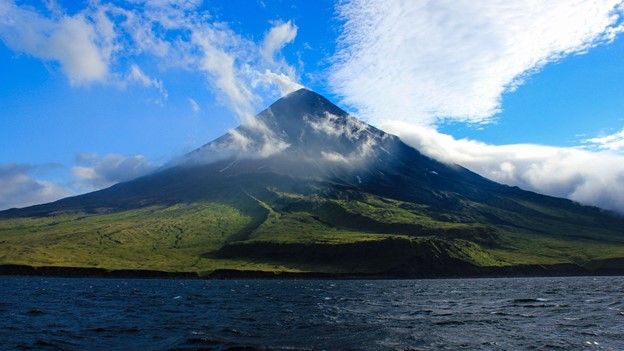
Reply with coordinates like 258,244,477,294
1,186,623,276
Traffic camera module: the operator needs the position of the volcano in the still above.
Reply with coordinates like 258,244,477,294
1,89,623,277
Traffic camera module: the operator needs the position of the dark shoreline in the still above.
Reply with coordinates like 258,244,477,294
2,262,624,280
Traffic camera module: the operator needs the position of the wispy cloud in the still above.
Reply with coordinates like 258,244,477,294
331,0,624,125
584,127,624,152
305,112,370,140
258,20,301,95
188,98,201,113
306,112,380,165
257,70,303,96
125,64,167,100
261,20,298,66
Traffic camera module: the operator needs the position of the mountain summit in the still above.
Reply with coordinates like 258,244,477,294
181,88,501,206
1,89,623,277
182,88,396,179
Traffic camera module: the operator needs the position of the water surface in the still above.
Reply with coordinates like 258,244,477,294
1,276,623,350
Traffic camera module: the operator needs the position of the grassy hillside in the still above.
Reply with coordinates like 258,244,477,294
1,187,623,276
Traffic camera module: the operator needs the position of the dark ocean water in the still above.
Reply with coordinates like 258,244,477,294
1,276,623,350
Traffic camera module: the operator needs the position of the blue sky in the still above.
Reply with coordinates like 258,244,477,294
1,0,624,212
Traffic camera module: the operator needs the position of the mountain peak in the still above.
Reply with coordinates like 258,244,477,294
260,88,348,124
283,87,318,98
276,88,332,105
182,88,396,175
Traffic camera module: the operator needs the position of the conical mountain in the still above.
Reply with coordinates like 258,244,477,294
2,88,506,214
1,89,623,277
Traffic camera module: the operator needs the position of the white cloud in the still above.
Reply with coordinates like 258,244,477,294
191,26,261,124
331,0,624,125
72,153,155,191
0,164,69,210
188,98,201,113
261,21,298,65
0,0,113,85
257,70,303,95
305,112,371,140
204,128,291,160
384,122,624,213
255,21,302,97
256,135,291,158
320,137,377,165
169,15,301,130
585,127,624,152
321,151,350,163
